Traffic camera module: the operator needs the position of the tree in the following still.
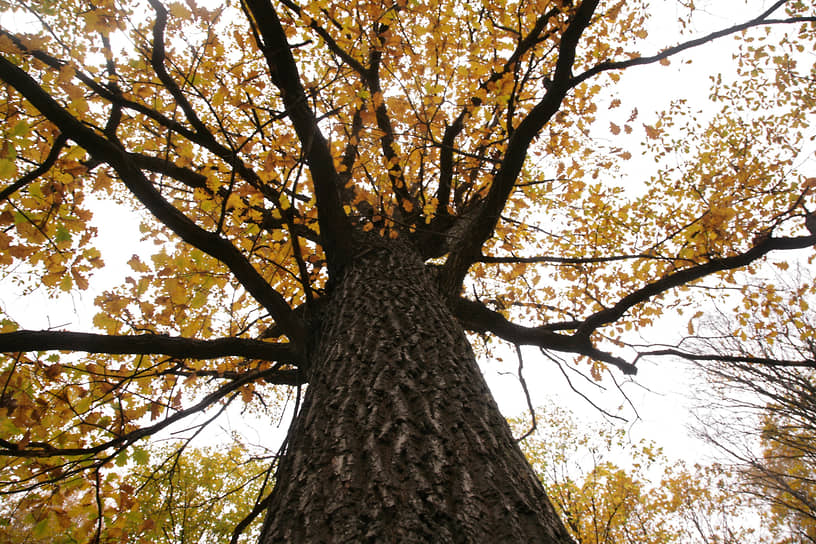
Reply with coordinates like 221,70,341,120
660,270,816,543
0,443,268,543
515,405,773,544
0,0,815,541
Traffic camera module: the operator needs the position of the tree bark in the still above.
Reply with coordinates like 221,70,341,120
259,236,573,543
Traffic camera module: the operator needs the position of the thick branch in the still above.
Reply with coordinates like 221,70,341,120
436,113,465,217
0,28,287,209
577,234,816,336
429,8,561,248
242,0,353,275
147,0,212,138
366,48,415,216
0,54,303,344
277,0,368,76
453,297,637,375
0,330,302,365
280,0,411,215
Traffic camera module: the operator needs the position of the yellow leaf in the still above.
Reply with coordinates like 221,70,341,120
0,158,17,179
279,193,291,209
168,280,187,305
127,255,151,273
57,64,76,85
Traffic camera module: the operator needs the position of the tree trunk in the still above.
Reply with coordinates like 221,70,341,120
259,237,573,543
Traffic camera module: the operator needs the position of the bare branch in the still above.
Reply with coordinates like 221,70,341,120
477,252,664,265
639,348,816,369
541,348,626,422
453,297,637,375
513,344,537,442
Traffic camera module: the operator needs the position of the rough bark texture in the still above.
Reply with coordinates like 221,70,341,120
259,237,573,543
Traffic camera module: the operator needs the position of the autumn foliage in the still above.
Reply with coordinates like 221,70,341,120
0,0,815,541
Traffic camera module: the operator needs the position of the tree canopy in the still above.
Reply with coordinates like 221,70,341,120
516,405,775,544
0,0,815,540
683,280,816,542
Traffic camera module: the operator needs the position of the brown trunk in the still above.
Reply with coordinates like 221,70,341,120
259,236,573,543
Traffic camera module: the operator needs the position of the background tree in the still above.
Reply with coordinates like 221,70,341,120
515,404,774,544
0,443,268,543
4,405,777,544
0,0,815,541
655,269,816,543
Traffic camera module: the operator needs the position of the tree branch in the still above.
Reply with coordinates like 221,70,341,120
638,348,816,369
0,330,302,365
452,297,637,374
0,54,304,345
0,133,67,202
366,45,417,219
0,361,301,458
476,252,664,265
572,1,809,87
277,0,368,76
147,0,211,136
0,28,287,207
577,234,816,336
241,0,353,276
438,0,600,298
429,7,561,251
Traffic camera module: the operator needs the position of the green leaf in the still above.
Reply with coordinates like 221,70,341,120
114,449,129,467
132,446,150,466
0,158,16,179
55,225,72,243
32,517,52,539
9,120,29,138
